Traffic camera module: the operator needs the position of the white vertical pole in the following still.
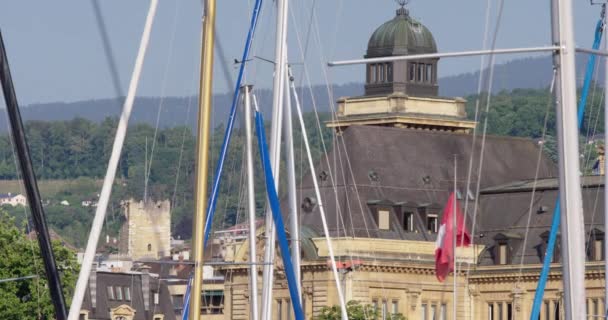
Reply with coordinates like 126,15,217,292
289,69,348,320
603,20,608,318
453,155,457,320
554,0,587,318
67,1,159,319
243,85,259,320
283,68,301,298
261,0,289,318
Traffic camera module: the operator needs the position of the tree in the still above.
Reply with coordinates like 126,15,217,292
0,211,79,319
315,300,406,320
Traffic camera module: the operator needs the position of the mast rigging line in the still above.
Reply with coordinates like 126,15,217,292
290,71,349,320
530,7,605,319
0,31,67,320
68,1,159,319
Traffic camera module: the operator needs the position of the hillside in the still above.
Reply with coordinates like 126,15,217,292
0,54,601,134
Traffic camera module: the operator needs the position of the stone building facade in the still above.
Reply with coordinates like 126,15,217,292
119,199,171,261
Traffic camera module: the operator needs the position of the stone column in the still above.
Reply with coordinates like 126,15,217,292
510,286,526,320
405,287,422,320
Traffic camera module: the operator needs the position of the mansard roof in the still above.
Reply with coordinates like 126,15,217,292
287,125,557,244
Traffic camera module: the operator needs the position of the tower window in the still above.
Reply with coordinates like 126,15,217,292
370,64,377,83
409,63,416,81
378,210,390,230
426,214,438,233
379,64,385,82
418,64,424,82
386,63,393,82
426,64,433,83
148,243,152,252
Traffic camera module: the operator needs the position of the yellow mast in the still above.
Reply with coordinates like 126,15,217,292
190,0,216,319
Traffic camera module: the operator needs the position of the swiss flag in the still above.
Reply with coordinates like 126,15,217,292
435,192,471,282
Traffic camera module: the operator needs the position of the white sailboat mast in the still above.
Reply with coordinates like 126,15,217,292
603,14,608,318
283,68,302,297
261,0,289,318
552,0,587,318
243,85,260,320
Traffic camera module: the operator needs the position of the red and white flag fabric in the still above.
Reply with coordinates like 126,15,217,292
435,192,471,282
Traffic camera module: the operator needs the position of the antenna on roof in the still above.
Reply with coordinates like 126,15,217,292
395,0,409,7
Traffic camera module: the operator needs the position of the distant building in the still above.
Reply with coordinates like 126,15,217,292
119,199,171,261
0,192,26,207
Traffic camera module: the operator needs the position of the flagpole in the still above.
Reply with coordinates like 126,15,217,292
453,154,457,320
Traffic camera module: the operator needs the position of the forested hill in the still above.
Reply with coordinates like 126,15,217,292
0,54,600,134
0,83,363,133
439,54,600,97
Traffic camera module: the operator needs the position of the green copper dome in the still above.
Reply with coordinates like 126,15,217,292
366,7,437,58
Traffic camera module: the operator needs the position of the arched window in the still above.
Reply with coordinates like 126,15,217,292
147,244,152,252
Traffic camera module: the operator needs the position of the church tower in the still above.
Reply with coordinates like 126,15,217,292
328,4,476,132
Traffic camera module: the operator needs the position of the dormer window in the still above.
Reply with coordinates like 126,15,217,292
540,231,561,263
498,244,508,265
378,209,390,230
403,212,414,232
587,228,604,261
426,214,438,233
493,233,523,265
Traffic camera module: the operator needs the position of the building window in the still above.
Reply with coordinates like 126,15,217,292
124,287,131,301
107,286,115,300
391,300,398,315
372,299,378,313
594,239,603,260
387,63,393,82
154,292,159,305
378,210,390,230
418,63,424,82
379,64,385,83
440,304,447,320
153,316,163,320
403,212,414,232
277,299,283,320
381,300,387,320
148,243,152,252
421,303,427,320
115,286,123,300
498,243,508,265
202,290,224,314
409,63,416,81
426,64,433,83
427,214,438,233
173,295,184,313
488,303,494,320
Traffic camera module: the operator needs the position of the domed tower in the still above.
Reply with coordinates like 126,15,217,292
365,5,438,96
328,4,475,133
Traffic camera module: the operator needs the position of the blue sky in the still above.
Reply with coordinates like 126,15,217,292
0,0,602,105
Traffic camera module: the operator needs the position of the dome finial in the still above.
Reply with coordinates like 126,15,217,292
395,0,410,16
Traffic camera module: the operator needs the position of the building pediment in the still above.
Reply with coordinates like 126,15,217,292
110,304,136,317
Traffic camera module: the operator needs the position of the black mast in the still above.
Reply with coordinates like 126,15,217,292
0,31,67,320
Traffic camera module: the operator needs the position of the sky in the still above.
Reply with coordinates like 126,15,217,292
0,0,603,105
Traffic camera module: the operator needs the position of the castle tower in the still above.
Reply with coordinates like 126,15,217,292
328,4,476,132
118,199,171,260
